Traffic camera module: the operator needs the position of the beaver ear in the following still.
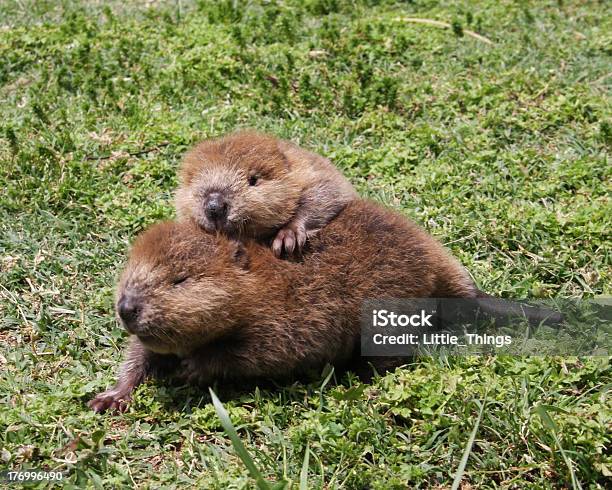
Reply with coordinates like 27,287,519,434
276,141,293,170
228,241,249,270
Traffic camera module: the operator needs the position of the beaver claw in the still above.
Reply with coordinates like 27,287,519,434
272,223,307,257
89,388,132,413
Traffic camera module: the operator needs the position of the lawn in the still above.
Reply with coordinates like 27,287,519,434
0,0,610,487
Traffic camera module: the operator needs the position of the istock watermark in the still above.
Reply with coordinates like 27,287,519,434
361,297,611,357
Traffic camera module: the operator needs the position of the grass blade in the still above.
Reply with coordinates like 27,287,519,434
209,388,271,490
299,444,310,490
451,396,487,490
394,17,494,44
535,405,582,490
318,365,335,411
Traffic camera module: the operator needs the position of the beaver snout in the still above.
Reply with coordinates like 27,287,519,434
117,293,141,333
204,192,229,222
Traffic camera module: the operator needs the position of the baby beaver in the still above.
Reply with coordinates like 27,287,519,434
175,131,357,257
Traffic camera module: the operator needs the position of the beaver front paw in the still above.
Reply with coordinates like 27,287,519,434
177,358,214,386
272,222,307,258
89,388,132,413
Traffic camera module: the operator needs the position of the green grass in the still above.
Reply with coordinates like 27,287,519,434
0,0,610,487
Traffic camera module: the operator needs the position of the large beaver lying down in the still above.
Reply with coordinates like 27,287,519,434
90,198,481,412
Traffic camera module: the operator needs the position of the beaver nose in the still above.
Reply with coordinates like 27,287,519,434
117,294,140,331
205,192,229,221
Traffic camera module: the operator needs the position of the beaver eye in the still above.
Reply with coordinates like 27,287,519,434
248,174,259,186
172,276,189,286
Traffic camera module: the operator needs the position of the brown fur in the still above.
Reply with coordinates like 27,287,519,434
90,199,477,412
175,131,357,256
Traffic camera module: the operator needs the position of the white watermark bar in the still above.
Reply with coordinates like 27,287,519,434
360,298,610,357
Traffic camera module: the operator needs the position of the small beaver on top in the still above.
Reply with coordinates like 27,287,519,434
175,131,357,257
